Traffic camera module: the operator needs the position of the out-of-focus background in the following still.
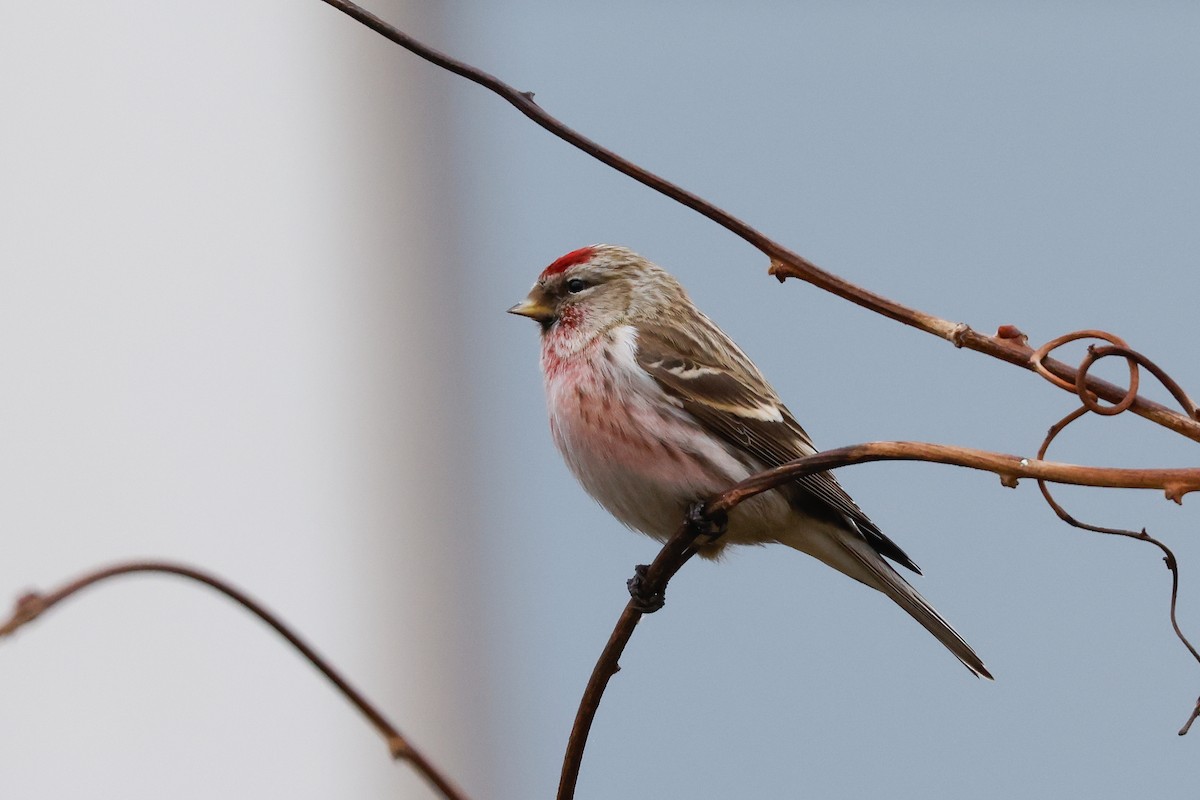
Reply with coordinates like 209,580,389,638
3,2,1199,797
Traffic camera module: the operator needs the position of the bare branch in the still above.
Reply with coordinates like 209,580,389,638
558,442,1200,797
316,0,1200,444
1037,408,1199,652
711,442,1200,513
558,517,704,800
1030,335,1200,735
0,561,469,800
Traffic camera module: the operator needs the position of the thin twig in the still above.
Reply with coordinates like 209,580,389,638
1031,330,1140,416
558,527,703,800
1082,344,1200,421
558,441,1200,798
315,0,1200,444
1180,698,1200,736
0,561,468,800
1032,336,1200,735
1037,410,1199,650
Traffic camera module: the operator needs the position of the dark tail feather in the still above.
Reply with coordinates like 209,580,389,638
838,535,992,679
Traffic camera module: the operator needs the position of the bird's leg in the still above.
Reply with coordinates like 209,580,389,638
687,501,728,545
626,564,665,613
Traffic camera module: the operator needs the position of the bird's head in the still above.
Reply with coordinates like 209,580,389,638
508,245,684,335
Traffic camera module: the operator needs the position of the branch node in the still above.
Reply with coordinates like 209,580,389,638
995,324,1029,347
767,257,790,283
950,323,971,348
999,473,1020,489
388,734,415,761
519,89,537,104
1164,482,1193,505
0,592,48,638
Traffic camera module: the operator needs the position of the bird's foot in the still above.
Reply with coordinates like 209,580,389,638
687,501,728,545
626,564,665,614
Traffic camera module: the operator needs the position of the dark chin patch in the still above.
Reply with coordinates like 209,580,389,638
539,317,557,333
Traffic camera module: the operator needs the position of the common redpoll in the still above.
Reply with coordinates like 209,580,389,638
509,245,990,679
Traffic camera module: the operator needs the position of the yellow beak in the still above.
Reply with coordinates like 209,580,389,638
507,291,556,323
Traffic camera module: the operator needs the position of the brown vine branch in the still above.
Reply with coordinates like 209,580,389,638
1083,345,1198,421
714,443,1200,511
558,442,1200,798
557,522,704,800
0,561,468,800
316,0,1200,445
1032,334,1200,735
1038,408,1200,662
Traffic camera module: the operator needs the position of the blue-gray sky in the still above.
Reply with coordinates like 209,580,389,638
3,2,1199,798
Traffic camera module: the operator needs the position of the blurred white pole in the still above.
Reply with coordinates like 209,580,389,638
0,1,486,796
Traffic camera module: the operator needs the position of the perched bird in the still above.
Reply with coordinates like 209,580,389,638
509,244,990,679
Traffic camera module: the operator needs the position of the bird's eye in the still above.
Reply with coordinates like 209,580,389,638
565,278,588,294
